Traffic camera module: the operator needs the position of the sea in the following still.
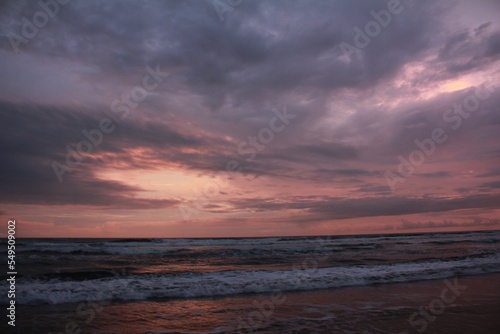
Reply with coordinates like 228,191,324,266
2,230,500,333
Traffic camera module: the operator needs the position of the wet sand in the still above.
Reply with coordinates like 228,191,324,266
11,273,500,334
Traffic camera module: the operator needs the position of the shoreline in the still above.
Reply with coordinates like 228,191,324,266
13,272,500,333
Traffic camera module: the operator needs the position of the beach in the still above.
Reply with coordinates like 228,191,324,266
10,273,500,333
2,230,500,333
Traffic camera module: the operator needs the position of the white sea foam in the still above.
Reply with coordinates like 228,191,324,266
10,253,500,305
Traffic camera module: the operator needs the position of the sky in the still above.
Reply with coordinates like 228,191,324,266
0,0,499,238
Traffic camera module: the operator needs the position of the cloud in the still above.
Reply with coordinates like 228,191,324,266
415,171,453,178
0,0,448,106
214,193,500,221
437,24,500,74
0,100,196,208
355,184,392,194
0,0,499,235
480,181,500,189
399,217,500,230
307,193,500,220
476,167,500,178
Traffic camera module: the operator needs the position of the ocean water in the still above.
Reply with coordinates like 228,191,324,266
2,230,500,333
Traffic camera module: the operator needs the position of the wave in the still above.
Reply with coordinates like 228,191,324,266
14,230,499,254
107,238,156,243
14,241,385,256
10,253,500,305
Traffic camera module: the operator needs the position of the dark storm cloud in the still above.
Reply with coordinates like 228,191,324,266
0,98,367,209
485,32,500,56
355,184,392,194
398,217,500,230
0,0,445,106
248,142,360,169
474,22,492,36
476,167,500,178
217,193,500,221
0,99,342,207
313,168,376,177
372,86,500,161
306,193,500,220
415,171,453,178
0,100,199,207
2,0,491,145
300,168,382,183
291,144,359,160
454,187,472,194
437,27,500,74
480,181,500,189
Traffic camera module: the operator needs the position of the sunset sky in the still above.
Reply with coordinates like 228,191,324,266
1,0,500,238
